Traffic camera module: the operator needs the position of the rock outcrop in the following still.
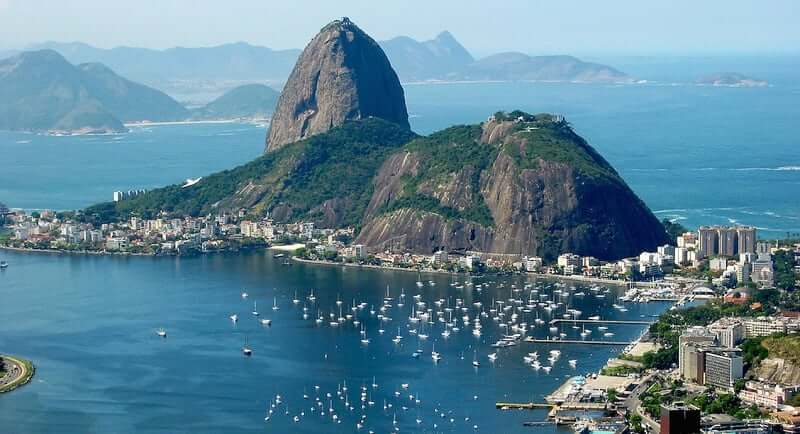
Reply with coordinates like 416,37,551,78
356,112,668,260
265,18,409,152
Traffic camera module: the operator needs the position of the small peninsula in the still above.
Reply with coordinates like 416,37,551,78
0,354,35,393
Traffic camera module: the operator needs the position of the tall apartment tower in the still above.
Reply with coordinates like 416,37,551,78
718,228,738,257
698,226,718,258
737,226,757,254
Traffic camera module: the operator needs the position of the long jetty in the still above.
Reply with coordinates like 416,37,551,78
497,402,607,411
548,319,653,326
525,338,633,345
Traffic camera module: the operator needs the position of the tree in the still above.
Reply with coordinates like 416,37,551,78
662,218,689,243
629,414,645,434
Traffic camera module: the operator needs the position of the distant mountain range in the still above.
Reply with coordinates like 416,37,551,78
0,50,188,134
3,33,632,86
0,50,280,133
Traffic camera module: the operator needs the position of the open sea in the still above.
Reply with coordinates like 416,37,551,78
1,57,799,433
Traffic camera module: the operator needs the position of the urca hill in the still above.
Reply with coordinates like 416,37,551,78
84,18,668,260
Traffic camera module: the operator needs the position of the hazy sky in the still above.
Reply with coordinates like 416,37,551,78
1,0,798,55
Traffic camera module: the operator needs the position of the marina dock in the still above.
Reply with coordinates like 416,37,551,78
525,338,633,345
548,319,653,325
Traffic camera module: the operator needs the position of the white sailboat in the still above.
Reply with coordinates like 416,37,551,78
156,328,167,338
252,301,259,316
272,297,279,311
242,337,252,356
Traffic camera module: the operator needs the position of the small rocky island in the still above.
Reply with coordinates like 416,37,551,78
696,72,768,87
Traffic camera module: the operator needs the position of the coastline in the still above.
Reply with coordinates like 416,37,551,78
0,245,153,257
0,355,35,394
124,118,268,127
291,256,629,286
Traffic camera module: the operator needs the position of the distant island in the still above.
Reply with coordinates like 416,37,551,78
696,72,768,87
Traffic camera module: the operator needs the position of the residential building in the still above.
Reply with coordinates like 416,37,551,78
677,232,698,249
432,250,448,265
661,403,701,434
736,262,752,285
354,244,367,260
719,229,738,257
743,316,800,337
658,244,676,258
524,256,543,272
710,257,729,271
737,227,757,254
704,349,743,389
698,225,758,258
105,237,129,251
557,253,581,268
675,247,689,265
738,381,800,409
708,318,745,348
240,220,259,238
582,256,598,267
752,258,775,287
463,255,481,271
679,327,717,380
698,226,719,258
680,343,707,383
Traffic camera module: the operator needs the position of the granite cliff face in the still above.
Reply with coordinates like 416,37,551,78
356,112,668,260
265,18,409,152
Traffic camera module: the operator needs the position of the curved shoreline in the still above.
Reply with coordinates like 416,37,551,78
291,256,629,286
0,355,35,393
4,244,632,287
0,245,153,257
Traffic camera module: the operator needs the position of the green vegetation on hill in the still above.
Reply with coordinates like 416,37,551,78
503,123,619,181
379,124,497,226
762,334,800,363
82,118,416,225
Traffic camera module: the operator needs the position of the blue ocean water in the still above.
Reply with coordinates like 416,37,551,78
0,250,666,434
2,73,798,237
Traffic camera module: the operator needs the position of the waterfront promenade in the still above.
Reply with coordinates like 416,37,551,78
0,355,34,393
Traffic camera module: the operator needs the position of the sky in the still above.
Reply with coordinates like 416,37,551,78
0,0,798,55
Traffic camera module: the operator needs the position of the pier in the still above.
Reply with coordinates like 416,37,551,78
524,338,633,345
496,402,606,410
548,319,653,326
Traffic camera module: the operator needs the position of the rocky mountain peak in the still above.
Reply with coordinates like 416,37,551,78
265,18,410,152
